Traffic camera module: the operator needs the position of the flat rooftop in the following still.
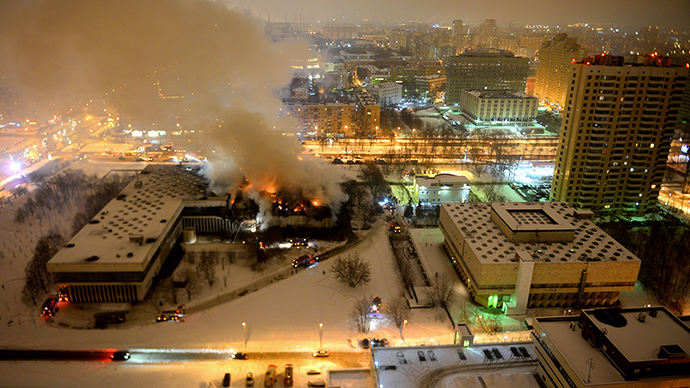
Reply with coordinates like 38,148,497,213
47,165,207,272
442,202,639,265
372,344,539,388
582,308,690,363
535,316,626,385
416,174,470,187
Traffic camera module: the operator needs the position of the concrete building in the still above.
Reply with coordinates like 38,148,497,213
415,75,446,99
46,165,235,303
550,54,689,216
445,49,530,104
366,82,402,105
354,91,381,137
530,306,690,387
282,102,356,137
459,90,538,126
440,202,640,314
414,174,470,205
321,24,358,40
534,34,585,110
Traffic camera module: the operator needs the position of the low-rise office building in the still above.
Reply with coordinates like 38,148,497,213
440,202,640,314
414,174,470,205
459,89,538,126
530,306,690,387
46,165,232,303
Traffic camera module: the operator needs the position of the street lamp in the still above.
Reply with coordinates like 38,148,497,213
402,319,408,342
242,322,247,348
319,323,323,349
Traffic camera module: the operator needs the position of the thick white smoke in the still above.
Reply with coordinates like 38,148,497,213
0,0,346,210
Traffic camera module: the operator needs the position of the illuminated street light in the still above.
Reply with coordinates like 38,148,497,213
242,322,247,348
319,322,323,349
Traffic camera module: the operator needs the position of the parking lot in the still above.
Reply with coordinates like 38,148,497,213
371,343,540,388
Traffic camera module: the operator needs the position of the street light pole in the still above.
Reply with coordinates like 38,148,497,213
242,322,247,348
319,323,323,349
402,319,408,342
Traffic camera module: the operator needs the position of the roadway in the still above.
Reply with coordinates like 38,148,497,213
0,349,369,366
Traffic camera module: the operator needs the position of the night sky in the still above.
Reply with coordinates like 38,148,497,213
226,0,689,30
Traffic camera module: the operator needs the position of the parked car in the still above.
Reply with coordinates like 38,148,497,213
111,351,130,361
307,380,326,387
222,373,231,387
306,370,321,375
313,349,329,357
246,372,254,387
379,365,397,370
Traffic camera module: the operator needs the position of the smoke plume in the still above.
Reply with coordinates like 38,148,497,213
0,0,346,210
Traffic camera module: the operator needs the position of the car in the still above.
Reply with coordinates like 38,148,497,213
370,297,382,313
290,238,309,248
307,380,326,387
246,372,254,387
233,352,249,360
379,365,397,370
223,373,231,387
313,349,329,357
118,156,126,160
111,351,130,361
371,338,389,348
135,156,146,161
41,298,59,317
306,370,321,375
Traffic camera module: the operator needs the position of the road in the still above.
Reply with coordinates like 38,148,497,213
0,348,369,366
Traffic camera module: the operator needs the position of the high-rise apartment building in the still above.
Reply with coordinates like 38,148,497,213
477,18,499,48
550,54,688,216
445,49,529,104
534,34,585,110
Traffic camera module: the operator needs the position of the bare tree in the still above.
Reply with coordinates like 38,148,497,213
181,268,199,300
427,274,454,310
160,277,179,305
21,232,65,306
197,251,217,286
330,253,372,288
384,296,411,339
350,295,373,334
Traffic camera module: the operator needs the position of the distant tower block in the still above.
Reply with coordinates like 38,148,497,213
183,227,197,244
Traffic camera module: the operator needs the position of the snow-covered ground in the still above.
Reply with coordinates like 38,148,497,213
0,158,666,388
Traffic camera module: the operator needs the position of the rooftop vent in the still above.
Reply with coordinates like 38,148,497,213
129,235,144,244
85,256,99,262
658,345,687,359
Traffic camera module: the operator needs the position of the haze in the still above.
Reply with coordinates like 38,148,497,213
227,0,689,30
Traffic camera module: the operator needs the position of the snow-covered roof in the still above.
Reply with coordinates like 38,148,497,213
415,174,470,188
441,202,639,265
535,307,690,385
582,307,690,363
47,165,207,272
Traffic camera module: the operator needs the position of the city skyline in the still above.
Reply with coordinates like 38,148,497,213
228,0,689,31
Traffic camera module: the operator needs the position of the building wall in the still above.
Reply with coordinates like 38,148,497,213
440,204,640,309
283,103,356,136
367,82,403,105
445,50,530,104
459,90,538,125
534,34,585,110
550,55,688,215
